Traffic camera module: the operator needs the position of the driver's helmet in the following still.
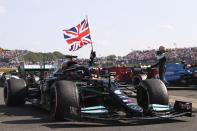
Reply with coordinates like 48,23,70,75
186,64,191,68
61,60,77,71
159,46,167,53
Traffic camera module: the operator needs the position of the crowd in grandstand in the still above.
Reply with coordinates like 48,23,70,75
0,50,28,59
124,47,197,65
0,50,28,68
0,47,197,68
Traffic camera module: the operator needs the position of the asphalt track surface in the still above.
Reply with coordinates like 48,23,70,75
0,86,197,131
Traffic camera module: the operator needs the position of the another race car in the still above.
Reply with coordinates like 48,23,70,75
109,66,134,84
4,57,192,121
165,63,197,86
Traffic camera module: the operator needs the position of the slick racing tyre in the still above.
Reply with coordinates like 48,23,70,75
50,80,81,121
137,79,169,113
4,79,26,106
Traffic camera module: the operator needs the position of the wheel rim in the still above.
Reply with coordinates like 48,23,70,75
137,86,149,112
3,82,8,104
50,87,57,118
133,78,141,86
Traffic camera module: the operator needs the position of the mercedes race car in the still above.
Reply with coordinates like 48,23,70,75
4,57,192,121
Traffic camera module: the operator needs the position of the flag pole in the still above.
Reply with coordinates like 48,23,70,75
86,16,94,52
86,16,96,66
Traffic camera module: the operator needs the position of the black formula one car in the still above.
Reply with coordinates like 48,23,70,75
4,57,192,121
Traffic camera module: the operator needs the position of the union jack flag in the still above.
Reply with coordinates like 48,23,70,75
63,18,92,51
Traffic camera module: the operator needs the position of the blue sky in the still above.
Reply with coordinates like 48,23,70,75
0,0,197,58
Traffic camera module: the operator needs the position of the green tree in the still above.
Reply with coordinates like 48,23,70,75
23,51,66,62
106,55,116,61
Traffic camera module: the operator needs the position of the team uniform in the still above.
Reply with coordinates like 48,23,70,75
152,46,167,82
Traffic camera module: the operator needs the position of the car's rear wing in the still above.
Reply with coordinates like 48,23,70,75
23,64,54,71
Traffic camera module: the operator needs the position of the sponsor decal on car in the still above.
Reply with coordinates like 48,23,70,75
122,99,133,102
114,90,122,95
126,103,136,106
166,72,174,75
118,95,127,98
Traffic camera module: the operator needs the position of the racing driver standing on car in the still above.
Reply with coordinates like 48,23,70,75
152,46,167,84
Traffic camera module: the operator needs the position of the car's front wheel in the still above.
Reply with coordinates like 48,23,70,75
137,79,169,113
50,80,81,121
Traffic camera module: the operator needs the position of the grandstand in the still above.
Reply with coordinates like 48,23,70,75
0,47,197,68
0,50,29,68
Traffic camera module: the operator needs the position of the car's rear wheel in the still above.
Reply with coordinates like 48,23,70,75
4,79,26,106
50,80,81,121
137,79,169,113
132,74,147,87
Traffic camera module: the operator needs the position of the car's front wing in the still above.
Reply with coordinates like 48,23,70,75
81,100,192,120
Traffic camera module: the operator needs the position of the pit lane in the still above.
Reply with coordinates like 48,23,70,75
0,86,197,131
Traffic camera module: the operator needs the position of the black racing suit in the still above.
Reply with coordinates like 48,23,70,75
152,54,166,82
